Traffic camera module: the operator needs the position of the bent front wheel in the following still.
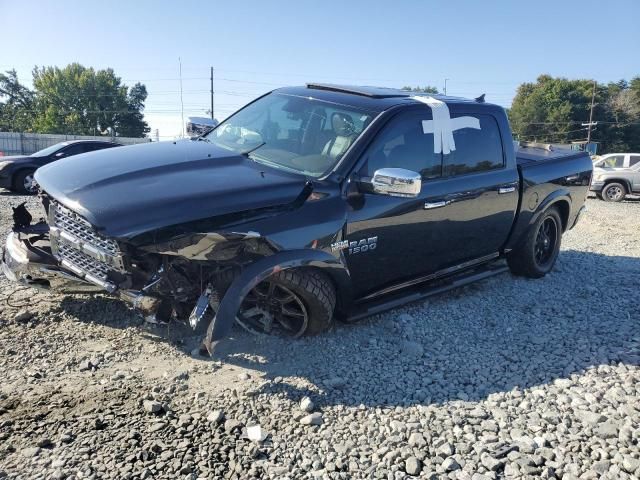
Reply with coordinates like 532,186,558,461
235,268,336,337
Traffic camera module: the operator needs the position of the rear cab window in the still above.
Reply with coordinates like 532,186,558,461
361,110,503,180
443,114,504,176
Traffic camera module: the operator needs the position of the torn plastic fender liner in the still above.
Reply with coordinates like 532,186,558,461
203,249,352,350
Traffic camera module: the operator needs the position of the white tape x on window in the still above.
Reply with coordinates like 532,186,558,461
411,96,481,155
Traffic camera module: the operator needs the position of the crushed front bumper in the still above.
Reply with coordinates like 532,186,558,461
2,230,104,292
3,230,165,318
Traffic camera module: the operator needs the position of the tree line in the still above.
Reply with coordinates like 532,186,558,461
404,78,640,154
508,75,640,154
0,63,149,138
2,67,639,151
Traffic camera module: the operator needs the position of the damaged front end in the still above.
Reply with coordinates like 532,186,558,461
2,197,285,351
3,201,168,319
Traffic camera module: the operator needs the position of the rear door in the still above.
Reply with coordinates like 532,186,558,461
421,111,519,268
345,108,518,297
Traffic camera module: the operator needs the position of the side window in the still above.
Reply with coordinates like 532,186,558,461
365,112,441,180
60,144,87,157
86,143,106,152
442,114,504,177
601,155,625,168
628,155,640,167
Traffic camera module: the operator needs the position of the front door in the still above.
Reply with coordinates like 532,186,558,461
344,108,518,298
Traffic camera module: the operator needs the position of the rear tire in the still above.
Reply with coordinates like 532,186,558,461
13,169,37,194
235,268,335,337
601,182,626,202
507,207,562,278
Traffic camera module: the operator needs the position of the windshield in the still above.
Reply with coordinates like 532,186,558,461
204,93,375,177
31,142,68,158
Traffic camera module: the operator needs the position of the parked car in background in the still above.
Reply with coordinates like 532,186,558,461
186,116,219,137
0,140,122,194
590,153,640,201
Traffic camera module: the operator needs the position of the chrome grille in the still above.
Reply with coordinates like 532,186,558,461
48,201,125,291
51,203,119,255
58,242,112,281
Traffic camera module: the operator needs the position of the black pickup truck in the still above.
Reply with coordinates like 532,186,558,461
2,84,592,352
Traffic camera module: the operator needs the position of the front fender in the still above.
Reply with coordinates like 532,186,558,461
203,249,351,351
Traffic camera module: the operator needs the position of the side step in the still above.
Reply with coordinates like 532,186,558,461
346,262,509,322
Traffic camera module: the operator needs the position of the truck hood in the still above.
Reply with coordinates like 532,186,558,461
35,140,309,238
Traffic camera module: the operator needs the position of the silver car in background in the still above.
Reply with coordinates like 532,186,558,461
590,153,640,201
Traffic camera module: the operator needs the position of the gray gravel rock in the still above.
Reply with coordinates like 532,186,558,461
13,310,33,323
405,456,422,475
143,400,162,413
20,447,40,458
300,412,323,425
206,409,224,423
299,396,314,412
442,457,461,472
0,195,639,479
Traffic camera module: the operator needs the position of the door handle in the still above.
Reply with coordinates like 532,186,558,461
498,186,516,194
424,200,450,209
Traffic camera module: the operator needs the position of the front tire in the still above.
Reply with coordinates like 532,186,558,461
602,182,626,202
235,268,336,337
13,169,37,194
507,207,562,278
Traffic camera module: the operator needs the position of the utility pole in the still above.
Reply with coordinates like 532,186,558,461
444,78,449,95
210,67,215,120
585,80,597,143
179,57,185,138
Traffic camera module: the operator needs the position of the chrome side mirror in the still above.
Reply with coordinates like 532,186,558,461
371,168,421,198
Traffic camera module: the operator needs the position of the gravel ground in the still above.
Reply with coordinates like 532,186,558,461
0,190,638,480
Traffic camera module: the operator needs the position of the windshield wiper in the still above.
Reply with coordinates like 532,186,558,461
240,142,266,157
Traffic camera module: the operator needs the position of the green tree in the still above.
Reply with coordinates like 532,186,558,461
0,70,36,132
31,63,149,137
401,85,439,94
509,74,640,153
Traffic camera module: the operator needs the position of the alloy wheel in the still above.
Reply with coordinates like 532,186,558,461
235,280,309,337
534,216,558,268
23,173,37,193
605,185,623,201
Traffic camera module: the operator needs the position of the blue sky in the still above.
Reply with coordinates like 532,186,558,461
2,0,638,138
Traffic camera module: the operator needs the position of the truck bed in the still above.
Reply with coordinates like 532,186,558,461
505,146,593,252
516,145,590,165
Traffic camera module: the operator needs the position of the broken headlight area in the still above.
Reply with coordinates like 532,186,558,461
3,199,263,337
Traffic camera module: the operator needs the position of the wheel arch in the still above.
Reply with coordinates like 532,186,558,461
11,166,37,189
533,190,571,232
203,249,352,350
602,178,631,194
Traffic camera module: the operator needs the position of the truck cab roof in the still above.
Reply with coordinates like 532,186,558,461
275,84,501,113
